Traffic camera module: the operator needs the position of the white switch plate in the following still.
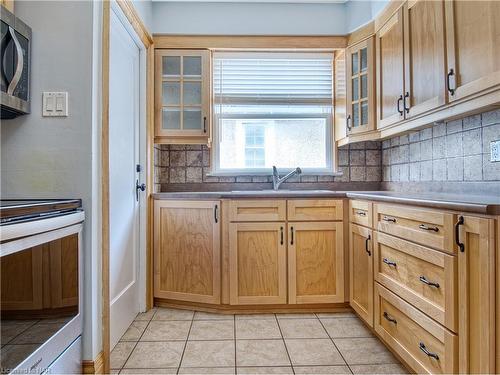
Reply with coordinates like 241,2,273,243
491,140,500,162
42,92,68,117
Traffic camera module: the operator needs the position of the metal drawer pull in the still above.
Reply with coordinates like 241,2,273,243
214,204,218,223
455,216,464,252
383,258,397,267
419,342,439,361
356,211,367,216
365,234,371,256
419,224,439,232
419,276,440,288
290,226,294,245
382,216,396,223
280,227,284,245
383,312,397,324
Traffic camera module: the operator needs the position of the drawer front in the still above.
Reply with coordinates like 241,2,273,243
374,232,457,332
287,199,343,221
349,200,373,227
373,203,455,253
375,284,458,374
229,200,286,222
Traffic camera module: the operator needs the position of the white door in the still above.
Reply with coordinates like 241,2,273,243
109,7,143,349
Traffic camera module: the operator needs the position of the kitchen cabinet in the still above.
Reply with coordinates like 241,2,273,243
456,215,495,373
288,222,344,304
349,223,373,327
154,200,221,304
346,37,375,135
155,49,211,144
229,222,287,305
444,1,500,102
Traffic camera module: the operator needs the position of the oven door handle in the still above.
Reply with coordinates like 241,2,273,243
6,26,24,96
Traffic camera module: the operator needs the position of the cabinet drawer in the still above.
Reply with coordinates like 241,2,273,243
373,203,455,253
287,199,343,221
349,200,372,227
229,200,286,222
375,284,458,374
374,232,457,332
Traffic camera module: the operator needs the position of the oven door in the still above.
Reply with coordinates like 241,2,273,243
0,221,82,374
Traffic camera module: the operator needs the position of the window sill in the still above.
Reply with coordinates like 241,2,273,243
207,170,344,177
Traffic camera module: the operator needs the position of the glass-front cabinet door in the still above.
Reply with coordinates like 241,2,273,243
155,49,210,142
346,37,375,135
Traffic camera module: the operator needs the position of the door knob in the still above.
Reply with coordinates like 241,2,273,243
136,180,146,201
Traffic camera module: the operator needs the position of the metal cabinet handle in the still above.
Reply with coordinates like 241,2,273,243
447,69,455,95
383,258,397,267
455,216,464,252
419,342,439,361
356,211,367,217
346,115,352,131
382,216,396,223
419,224,439,232
203,117,207,133
419,276,440,288
214,204,218,223
280,226,284,245
290,226,294,245
397,95,404,115
403,92,410,114
365,234,371,256
383,312,397,324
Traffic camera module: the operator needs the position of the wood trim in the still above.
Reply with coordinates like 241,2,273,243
0,0,14,12
153,35,347,50
347,21,375,47
116,0,153,47
374,0,405,32
82,351,105,374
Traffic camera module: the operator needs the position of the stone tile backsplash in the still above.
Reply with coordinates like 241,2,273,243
382,109,500,183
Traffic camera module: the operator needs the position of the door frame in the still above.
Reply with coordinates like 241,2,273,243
101,1,153,373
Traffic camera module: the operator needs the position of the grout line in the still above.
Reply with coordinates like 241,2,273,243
234,314,237,372
275,314,295,374
316,318,352,374
177,312,195,374
117,313,155,372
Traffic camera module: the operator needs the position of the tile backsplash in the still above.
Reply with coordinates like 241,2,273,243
382,109,500,183
154,141,382,192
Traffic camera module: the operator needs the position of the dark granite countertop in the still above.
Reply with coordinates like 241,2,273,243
152,190,500,215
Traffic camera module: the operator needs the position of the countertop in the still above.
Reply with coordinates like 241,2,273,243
152,190,500,215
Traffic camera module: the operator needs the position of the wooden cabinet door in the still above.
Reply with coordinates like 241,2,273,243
445,1,500,102
376,7,405,129
154,200,221,304
346,37,375,135
229,222,287,305
48,234,79,308
403,0,446,118
349,223,373,327
155,49,211,142
288,222,344,304
457,215,495,373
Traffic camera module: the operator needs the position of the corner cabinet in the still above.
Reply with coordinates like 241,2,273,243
346,37,375,135
154,49,211,144
154,200,221,304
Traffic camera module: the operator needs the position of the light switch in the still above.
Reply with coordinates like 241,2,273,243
43,92,68,117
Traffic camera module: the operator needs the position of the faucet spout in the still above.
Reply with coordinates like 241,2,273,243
272,166,302,190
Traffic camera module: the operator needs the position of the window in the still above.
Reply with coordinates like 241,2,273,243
212,52,334,174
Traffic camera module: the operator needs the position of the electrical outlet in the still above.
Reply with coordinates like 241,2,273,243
491,140,500,162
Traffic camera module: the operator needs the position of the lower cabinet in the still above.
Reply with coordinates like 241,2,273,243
154,200,221,304
349,223,373,327
229,222,287,305
288,222,344,304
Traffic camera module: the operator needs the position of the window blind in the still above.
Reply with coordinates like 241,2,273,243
213,52,333,105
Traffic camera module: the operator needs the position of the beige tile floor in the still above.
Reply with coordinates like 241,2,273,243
110,308,408,375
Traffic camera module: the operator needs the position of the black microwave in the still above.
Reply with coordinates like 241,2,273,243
0,5,31,119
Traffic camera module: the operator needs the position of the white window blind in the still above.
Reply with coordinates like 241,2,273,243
213,52,333,105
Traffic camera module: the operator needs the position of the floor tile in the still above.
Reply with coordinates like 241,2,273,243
237,366,293,374
153,308,194,321
124,341,184,368
182,340,235,367
236,319,281,339
279,319,328,339
236,339,290,367
285,339,345,366
194,311,234,321
189,320,234,340
111,341,136,369
10,323,62,344
0,344,40,370
135,308,157,321
179,367,236,374
321,318,372,338
235,314,276,320
0,321,37,344
350,363,409,374
276,313,317,320
316,312,355,319
120,369,178,374
293,366,352,374
334,338,398,365
141,320,191,341
120,321,149,341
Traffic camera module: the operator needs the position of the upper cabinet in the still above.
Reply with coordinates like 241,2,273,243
155,49,211,144
444,1,500,102
346,37,375,135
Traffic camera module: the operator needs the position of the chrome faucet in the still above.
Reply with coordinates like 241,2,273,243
272,166,302,190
